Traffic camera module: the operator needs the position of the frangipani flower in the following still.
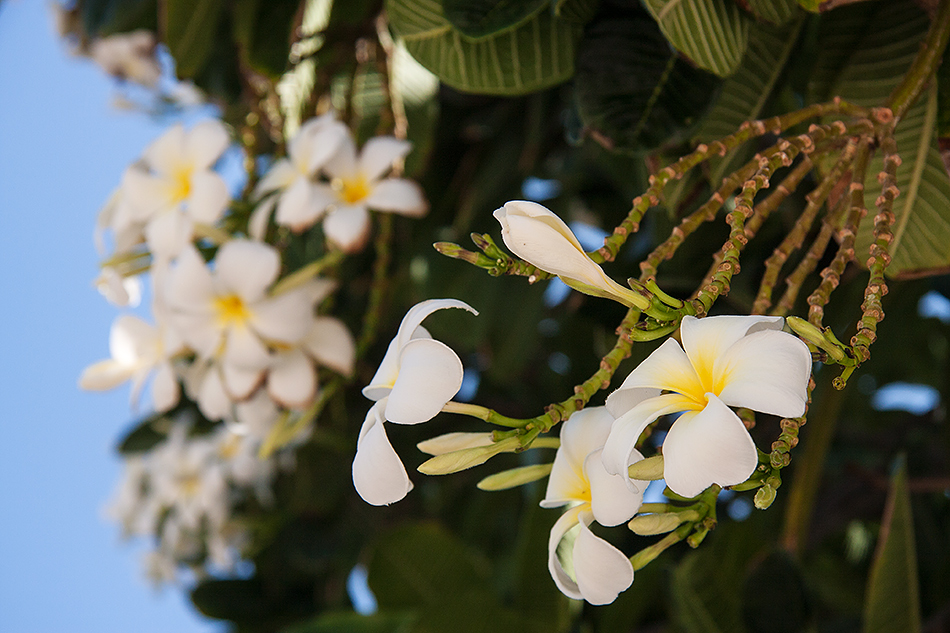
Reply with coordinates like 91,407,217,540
88,30,162,87
250,114,349,236
120,120,231,259
541,407,647,605
352,299,477,506
80,313,184,412
602,315,812,498
493,201,646,310
319,134,427,252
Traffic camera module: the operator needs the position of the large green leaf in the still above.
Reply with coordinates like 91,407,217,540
387,0,582,95
81,0,157,37
863,459,921,633
283,611,416,633
161,0,226,78
818,2,950,277
574,6,721,152
743,0,799,25
641,0,751,77
232,0,298,79
696,19,803,186
442,0,548,39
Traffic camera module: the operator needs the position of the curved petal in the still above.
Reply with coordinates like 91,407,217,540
298,119,349,174
121,167,175,220
197,368,232,421
547,505,585,601
253,159,296,197
151,361,180,412
251,288,315,344
384,339,463,424
109,314,157,365
172,312,221,359
187,171,229,224
359,137,412,182
275,179,334,231
223,324,271,369
572,516,634,605
267,349,317,408
142,124,185,172
185,120,230,171
79,359,134,391
145,211,193,260
542,407,615,508
680,315,784,390
323,134,357,180
715,330,812,418
303,316,355,376
500,212,600,283
363,178,427,217
165,245,214,310
662,393,759,498
248,195,276,241
222,361,264,400
323,205,371,253
608,337,705,413
586,448,645,526
601,393,697,480
215,240,280,302
352,400,413,505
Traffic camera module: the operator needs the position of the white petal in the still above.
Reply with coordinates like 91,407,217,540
152,361,180,412
542,407,614,508
274,179,333,231
122,167,174,220
586,448,645,526
142,124,185,172
198,368,232,421
363,178,427,217
253,159,296,196
323,134,358,180
79,360,133,391
572,516,634,605
547,505,585,601
187,171,229,224
607,338,705,414
323,205,371,253
185,120,230,171
352,400,413,505
145,211,193,260
358,136,411,182
248,195,276,241
251,288,315,344
223,324,271,369
601,393,697,480
109,314,157,365
715,329,812,418
267,349,317,408
296,119,349,174
679,315,784,389
165,245,214,309
172,312,221,359
303,316,355,375
384,339,463,424
215,240,280,302
222,361,264,400
662,394,759,498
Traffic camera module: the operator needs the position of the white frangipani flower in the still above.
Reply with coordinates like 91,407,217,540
88,30,162,87
541,407,647,605
120,120,231,259
352,299,477,506
250,114,349,236
80,313,184,412
165,241,316,404
319,134,427,252
602,315,812,498
493,200,646,309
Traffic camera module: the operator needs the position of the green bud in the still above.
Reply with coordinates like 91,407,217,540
628,512,686,536
417,432,493,456
476,463,553,491
686,525,710,548
417,437,522,475
754,485,777,509
628,455,665,480
786,316,847,363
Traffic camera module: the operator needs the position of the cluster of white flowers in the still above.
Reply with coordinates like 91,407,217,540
85,115,429,581
351,200,812,606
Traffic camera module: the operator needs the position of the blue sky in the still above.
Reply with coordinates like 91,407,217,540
0,2,220,631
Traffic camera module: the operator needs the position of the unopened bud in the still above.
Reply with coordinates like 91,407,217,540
628,510,696,536
786,316,847,363
417,432,493,456
417,437,521,475
476,463,553,491
754,485,777,509
628,455,665,480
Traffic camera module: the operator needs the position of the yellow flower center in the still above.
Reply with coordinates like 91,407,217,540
168,165,193,202
179,473,201,497
336,175,371,204
213,294,251,328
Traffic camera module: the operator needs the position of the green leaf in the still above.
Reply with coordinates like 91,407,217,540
937,39,950,137
442,0,548,40
232,0,299,78
797,0,820,12
191,579,271,622
743,0,799,25
863,458,921,633
283,611,416,633
387,0,582,95
696,19,804,186
81,0,157,37
162,0,226,78
574,6,721,152
553,0,600,24
641,0,751,77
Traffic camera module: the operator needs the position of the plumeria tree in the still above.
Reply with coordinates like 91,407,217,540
65,0,950,631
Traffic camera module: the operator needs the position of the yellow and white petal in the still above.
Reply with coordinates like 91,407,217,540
216,240,280,303
363,178,427,217
662,394,759,498
601,393,698,480
323,133,358,181
352,400,413,506
680,315,784,390
275,180,335,231
223,324,271,369
542,407,615,508
358,136,411,182
251,289,315,344
303,316,356,376
267,349,317,409
384,338,463,424
547,505,586,601
222,361,265,400
197,368,232,421
715,330,812,418
586,448,645,527
142,123,185,172
572,513,634,605
608,338,705,412
185,120,230,171
152,361,180,412
121,167,174,220
145,211,193,260
323,205,371,253
79,359,134,391
187,171,229,224
253,158,297,197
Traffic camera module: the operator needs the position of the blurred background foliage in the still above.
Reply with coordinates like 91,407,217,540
59,0,950,631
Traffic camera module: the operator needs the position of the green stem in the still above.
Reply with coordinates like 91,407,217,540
440,401,530,428
887,0,950,123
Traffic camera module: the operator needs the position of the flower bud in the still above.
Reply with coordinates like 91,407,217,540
786,316,847,362
628,455,665,480
754,485,777,509
417,432,494,456
476,463,553,491
417,437,522,475
628,512,686,536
